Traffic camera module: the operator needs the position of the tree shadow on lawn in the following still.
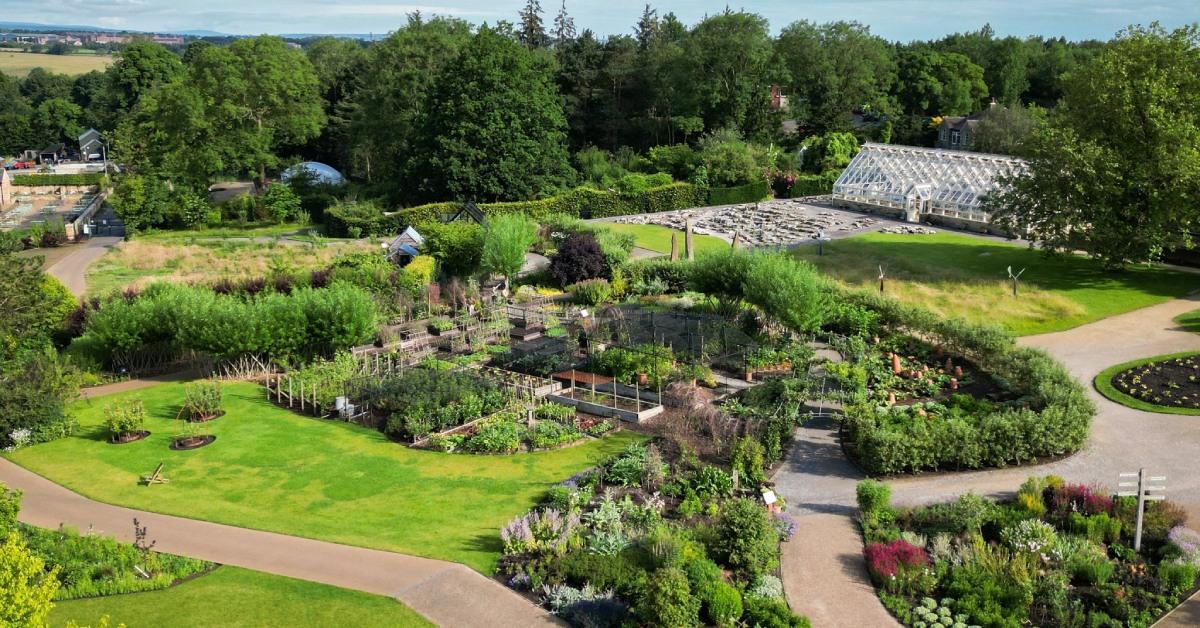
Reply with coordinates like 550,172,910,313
799,239,1200,299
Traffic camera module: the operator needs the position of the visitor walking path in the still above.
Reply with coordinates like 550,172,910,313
0,460,559,627
775,294,1200,627
45,235,122,296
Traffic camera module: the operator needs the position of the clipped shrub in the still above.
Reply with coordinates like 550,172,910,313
856,480,892,517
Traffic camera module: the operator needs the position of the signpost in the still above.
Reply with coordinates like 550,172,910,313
1117,468,1166,551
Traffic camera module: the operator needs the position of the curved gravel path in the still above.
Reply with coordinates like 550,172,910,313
776,294,1200,627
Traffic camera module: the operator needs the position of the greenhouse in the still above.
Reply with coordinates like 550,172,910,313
281,161,347,186
831,143,1024,225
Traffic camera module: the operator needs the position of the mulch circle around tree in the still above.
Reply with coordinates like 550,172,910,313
108,430,150,445
186,410,226,423
170,435,216,450
1111,354,1200,410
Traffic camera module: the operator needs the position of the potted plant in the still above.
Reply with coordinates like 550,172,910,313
183,380,223,422
105,400,150,444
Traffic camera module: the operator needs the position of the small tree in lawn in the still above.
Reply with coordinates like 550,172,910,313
104,400,147,442
481,213,538,287
550,232,607,287
0,531,59,627
182,380,223,421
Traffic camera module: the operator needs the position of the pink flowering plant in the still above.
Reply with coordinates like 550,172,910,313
864,539,935,594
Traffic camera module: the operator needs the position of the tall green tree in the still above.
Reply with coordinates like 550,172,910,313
679,11,777,139
777,21,896,132
106,41,184,115
190,36,325,185
481,213,538,284
518,0,548,48
413,26,572,202
896,49,988,115
985,24,1200,267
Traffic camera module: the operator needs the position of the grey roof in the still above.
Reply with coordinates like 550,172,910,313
78,128,100,145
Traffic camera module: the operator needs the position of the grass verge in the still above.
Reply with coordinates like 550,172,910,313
1173,309,1200,335
794,232,1199,336
6,382,643,573
48,566,432,628
1093,351,1200,416
603,223,730,256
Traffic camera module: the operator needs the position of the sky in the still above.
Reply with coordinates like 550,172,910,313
10,0,1197,41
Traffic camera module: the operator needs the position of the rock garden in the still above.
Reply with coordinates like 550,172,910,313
612,199,878,247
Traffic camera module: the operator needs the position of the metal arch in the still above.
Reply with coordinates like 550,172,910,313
832,143,1026,223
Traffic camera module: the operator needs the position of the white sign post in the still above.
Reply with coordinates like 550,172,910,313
1117,468,1166,551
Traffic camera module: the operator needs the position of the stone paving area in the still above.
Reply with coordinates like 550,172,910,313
612,199,880,247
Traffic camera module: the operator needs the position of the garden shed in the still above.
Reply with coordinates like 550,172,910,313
386,226,425,265
831,142,1024,227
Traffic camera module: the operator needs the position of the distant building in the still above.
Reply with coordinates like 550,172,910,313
88,34,132,45
78,128,103,159
151,35,185,46
935,101,999,151
38,144,67,165
769,85,790,112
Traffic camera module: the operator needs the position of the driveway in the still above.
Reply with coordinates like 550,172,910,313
45,236,122,297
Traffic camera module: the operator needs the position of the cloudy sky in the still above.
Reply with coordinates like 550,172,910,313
12,0,1196,41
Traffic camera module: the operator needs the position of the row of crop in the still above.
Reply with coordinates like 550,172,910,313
11,173,106,186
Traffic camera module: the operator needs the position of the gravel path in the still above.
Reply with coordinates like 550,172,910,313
775,294,1200,627
45,236,122,296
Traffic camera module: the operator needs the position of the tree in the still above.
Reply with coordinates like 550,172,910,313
551,1,576,48
550,232,607,286
33,97,82,145
0,254,74,359
421,222,484,278
970,102,1044,156
985,24,1200,268
0,531,59,628
777,21,896,132
114,80,221,188
302,38,367,172
413,26,572,202
800,132,860,173
262,184,303,223
679,11,777,139
481,213,538,284
518,0,548,49
106,41,184,114
190,36,325,185
697,129,759,187
896,49,988,116
109,174,171,232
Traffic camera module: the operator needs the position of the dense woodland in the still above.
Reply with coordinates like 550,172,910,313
0,7,1196,265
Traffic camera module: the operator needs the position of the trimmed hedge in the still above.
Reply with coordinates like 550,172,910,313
11,173,105,186
834,288,1095,475
327,183,710,237
789,171,839,197
707,180,770,206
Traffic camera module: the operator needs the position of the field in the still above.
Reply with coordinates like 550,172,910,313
0,51,113,77
85,235,376,297
6,382,643,573
794,232,1200,336
603,222,730,256
49,566,432,628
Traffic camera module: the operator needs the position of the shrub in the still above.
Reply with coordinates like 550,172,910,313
1158,562,1198,595
0,483,20,534
1000,519,1058,554
638,567,700,628
0,531,59,626
262,183,303,223
103,400,146,438
864,540,930,592
421,222,484,278
182,380,222,420
551,233,608,286
569,279,612,306
11,173,104,186
856,479,892,517
706,581,743,627
466,416,525,454
1067,553,1114,585
715,498,778,579
731,437,766,488
742,596,811,628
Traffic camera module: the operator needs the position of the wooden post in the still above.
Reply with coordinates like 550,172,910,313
685,219,695,261
670,231,679,262
288,377,294,408
300,381,305,412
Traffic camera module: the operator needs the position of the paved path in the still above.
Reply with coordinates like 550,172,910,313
45,236,122,297
774,294,1200,627
0,460,558,628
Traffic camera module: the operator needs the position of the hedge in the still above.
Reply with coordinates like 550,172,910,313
707,180,770,207
328,183,710,236
789,172,839,197
11,173,105,186
834,287,1095,475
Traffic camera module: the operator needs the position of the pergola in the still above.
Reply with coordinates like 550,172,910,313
832,143,1025,225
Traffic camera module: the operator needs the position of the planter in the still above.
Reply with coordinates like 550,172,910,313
108,430,150,444
637,373,649,386
170,435,216,450
186,410,225,423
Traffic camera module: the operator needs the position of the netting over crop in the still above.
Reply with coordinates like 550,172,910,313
832,143,1025,224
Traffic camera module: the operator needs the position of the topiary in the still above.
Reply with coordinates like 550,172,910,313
706,581,743,627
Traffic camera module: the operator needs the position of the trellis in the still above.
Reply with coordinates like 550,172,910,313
833,143,1025,224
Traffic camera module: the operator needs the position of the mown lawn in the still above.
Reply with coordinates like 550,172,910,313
7,382,642,573
603,223,730,257
49,566,432,628
794,232,1200,336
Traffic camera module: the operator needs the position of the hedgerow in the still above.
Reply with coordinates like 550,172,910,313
11,173,105,187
